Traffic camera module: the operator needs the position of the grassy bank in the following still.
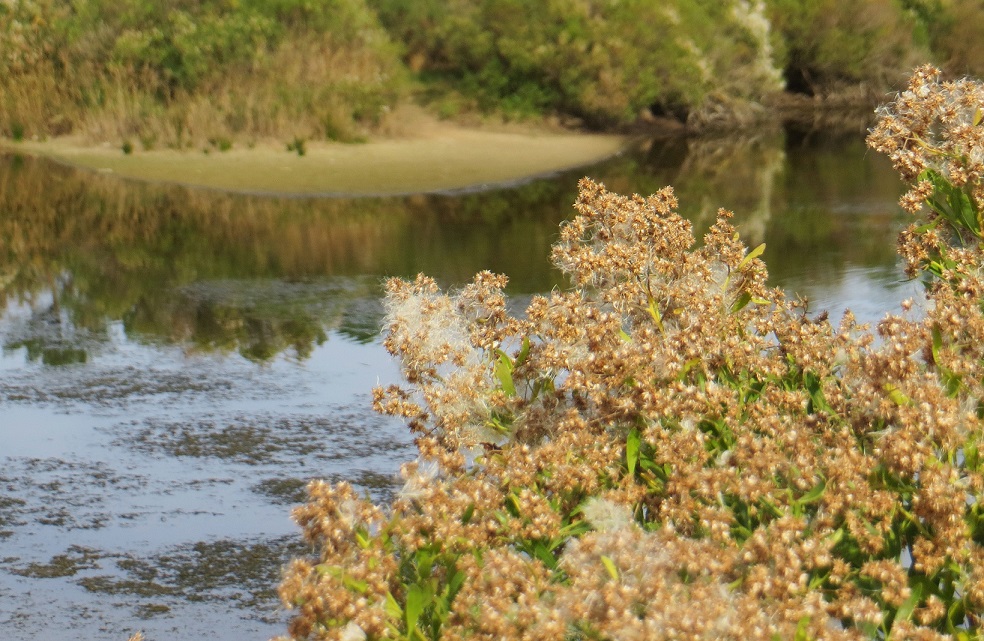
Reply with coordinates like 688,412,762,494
2,0,983,149
4,124,626,195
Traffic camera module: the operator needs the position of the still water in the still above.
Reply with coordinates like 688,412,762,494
0,129,918,640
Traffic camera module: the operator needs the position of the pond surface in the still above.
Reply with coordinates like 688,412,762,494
0,128,919,640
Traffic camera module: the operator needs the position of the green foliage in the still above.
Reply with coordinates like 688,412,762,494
764,0,927,93
1,0,982,141
371,0,782,126
901,0,984,77
367,0,955,123
208,136,233,152
0,0,406,145
109,9,278,95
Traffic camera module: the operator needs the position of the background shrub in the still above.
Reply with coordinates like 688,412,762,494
1,0,982,143
763,0,928,94
0,0,406,145
370,0,784,126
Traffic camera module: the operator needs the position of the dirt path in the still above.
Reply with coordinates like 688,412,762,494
3,120,627,196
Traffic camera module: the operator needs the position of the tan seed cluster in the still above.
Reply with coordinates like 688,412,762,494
280,67,984,641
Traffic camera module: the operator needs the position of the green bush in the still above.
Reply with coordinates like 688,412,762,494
764,0,928,93
371,0,784,126
1,0,980,141
110,10,278,95
902,0,984,78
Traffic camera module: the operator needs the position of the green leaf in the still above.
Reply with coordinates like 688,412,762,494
647,296,665,332
946,598,966,632
730,291,752,314
925,168,981,239
965,440,980,470
737,243,766,270
405,584,430,635
974,108,983,127
931,324,943,366
515,336,531,367
532,541,558,569
557,518,592,540
343,575,369,594
626,428,640,477
676,358,701,382
798,480,826,505
505,492,522,518
884,383,912,406
857,621,880,639
494,351,516,397
447,567,466,601
794,616,811,641
952,187,978,235
894,582,923,624
600,555,619,581
416,549,435,578
461,503,475,525
385,591,403,620
486,413,511,434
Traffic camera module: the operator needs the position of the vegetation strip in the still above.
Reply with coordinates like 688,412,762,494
2,132,627,196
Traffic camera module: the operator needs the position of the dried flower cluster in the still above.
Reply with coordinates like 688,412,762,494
868,65,984,274
868,65,984,209
279,67,984,641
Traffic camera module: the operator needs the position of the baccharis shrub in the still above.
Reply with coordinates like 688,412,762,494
278,68,984,640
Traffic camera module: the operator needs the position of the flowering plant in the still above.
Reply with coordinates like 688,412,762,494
278,67,984,641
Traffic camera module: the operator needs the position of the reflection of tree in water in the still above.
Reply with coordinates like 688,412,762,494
0,155,584,361
0,157,392,361
157,280,384,361
0,136,904,361
5,302,92,366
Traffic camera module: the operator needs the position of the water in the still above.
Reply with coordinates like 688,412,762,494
0,129,918,640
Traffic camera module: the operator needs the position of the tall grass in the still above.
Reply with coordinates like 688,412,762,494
0,0,406,146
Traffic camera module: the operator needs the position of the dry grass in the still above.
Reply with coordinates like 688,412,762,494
69,33,405,148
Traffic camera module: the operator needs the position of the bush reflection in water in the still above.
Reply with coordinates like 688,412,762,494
0,130,904,364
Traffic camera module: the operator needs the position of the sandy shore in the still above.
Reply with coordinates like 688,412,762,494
2,123,627,196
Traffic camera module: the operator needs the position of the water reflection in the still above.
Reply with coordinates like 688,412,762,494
0,131,906,364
